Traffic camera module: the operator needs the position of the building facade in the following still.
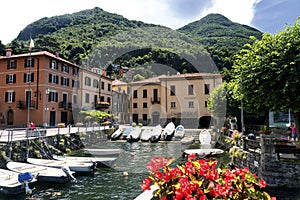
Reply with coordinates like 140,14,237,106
0,50,80,127
112,79,130,124
129,73,223,128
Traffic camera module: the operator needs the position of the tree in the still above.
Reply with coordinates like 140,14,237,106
231,18,300,133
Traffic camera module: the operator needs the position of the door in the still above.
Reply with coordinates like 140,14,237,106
153,89,158,102
62,93,67,108
50,111,56,126
132,114,138,124
61,112,68,125
152,111,160,125
7,109,14,125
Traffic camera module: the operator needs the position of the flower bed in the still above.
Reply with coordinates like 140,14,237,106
141,155,274,199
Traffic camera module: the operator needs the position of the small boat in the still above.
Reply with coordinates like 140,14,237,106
184,148,224,157
6,161,74,183
84,148,121,157
110,128,123,141
122,127,133,139
140,128,153,142
127,127,142,142
149,125,163,143
174,125,185,139
26,158,95,172
181,136,195,145
52,155,117,168
163,122,175,141
199,129,212,145
0,168,37,195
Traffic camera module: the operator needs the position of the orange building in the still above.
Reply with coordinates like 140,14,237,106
0,50,80,127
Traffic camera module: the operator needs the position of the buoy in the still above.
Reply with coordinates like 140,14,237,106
123,172,128,176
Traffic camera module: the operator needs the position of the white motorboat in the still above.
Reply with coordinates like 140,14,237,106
140,128,153,142
110,128,123,141
181,136,195,145
149,125,163,143
127,127,142,142
26,158,95,172
52,155,117,168
199,129,212,145
163,122,175,141
0,168,37,195
6,161,74,183
122,127,133,139
174,125,185,139
184,148,224,157
84,148,121,157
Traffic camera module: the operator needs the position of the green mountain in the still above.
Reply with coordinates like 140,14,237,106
7,9,262,77
178,14,262,71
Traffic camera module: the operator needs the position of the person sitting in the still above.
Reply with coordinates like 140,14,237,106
29,121,35,130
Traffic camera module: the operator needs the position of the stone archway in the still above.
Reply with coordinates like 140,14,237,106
7,109,14,125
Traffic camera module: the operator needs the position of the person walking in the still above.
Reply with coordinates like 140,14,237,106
291,123,297,141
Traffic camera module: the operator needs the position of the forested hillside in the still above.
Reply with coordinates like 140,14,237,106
3,8,262,78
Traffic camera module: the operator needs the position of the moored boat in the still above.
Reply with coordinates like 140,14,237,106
127,127,142,142
26,158,95,172
84,148,121,157
0,168,37,195
52,155,117,168
6,161,74,183
149,125,163,143
110,128,123,141
184,148,224,157
140,128,153,142
163,122,175,141
122,127,133,139
174,125,185,139
180,136,195,145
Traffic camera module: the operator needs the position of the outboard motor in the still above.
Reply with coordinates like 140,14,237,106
62,166,77,182
18,172,34,194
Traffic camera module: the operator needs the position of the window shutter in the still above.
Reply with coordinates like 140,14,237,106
49,74,52,82
12,92,15,102
5,92,8,102
31,58,34,67
24,59,27,68
67,79,69,86
49,60,52,68
14,60,17,69
31,73,34,82
7,60,10,69
24,73,27,82
61,77,63,85
13,74,16,83
56,75,59,84
6,75,8,83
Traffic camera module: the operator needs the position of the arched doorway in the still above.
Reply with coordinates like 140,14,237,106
7,109,14,125
198,116,212,128
152,112,160,125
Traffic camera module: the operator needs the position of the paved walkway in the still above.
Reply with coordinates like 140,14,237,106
0,126,111,143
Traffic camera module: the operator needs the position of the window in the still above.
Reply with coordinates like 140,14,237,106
101,82,105,90
205,84,210,94
49,74,59,84
143,114,147,121
61,77,69,86
171,102,176,108
108,83,111,91
188,101,194,108
93,79,99,88
73,94,77,104
143,102,147,108
24,58,34,68
72,80,79,88
84,77,91,86
6,74,16,84
73,68,79,76
100,96,105,101
205,101,208,108
48,92,58,102
133,90,138,98
188,85,194,95
85,93,90,103
62,64,69,73
143,89,147,98
170,85,175,96
50,60,58,70
107,97,111,103
24,73,34,83
133,103,138,108
7,60,16,69
5,91,15,102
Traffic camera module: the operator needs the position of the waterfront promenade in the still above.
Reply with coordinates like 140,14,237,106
0,125,111,143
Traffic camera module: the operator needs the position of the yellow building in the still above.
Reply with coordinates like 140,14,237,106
129,73,222,128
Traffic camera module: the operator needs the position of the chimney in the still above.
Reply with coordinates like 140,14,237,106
6,49,12,57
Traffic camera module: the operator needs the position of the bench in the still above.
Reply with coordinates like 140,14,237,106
274,144,300,159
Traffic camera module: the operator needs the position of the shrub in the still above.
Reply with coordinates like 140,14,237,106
141,155,272,199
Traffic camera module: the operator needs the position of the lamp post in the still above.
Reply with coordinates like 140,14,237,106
44,88,50,128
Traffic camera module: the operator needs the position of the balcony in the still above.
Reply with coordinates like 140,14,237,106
96,101,110,110
151,97,161,104
59,101,72,110
17,101,36,109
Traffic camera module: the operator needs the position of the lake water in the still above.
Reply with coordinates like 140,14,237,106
1,141,298,200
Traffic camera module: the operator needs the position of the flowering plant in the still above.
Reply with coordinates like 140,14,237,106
141,155,272,200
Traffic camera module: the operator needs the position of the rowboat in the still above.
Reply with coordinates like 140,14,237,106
52,155,117,168
84,148,121,157
163,122,175,141
26,158,95,172
127,127,142,142
6,161,74,183
0,168,37,195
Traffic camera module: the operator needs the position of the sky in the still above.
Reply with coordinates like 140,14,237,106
1,0,299,44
